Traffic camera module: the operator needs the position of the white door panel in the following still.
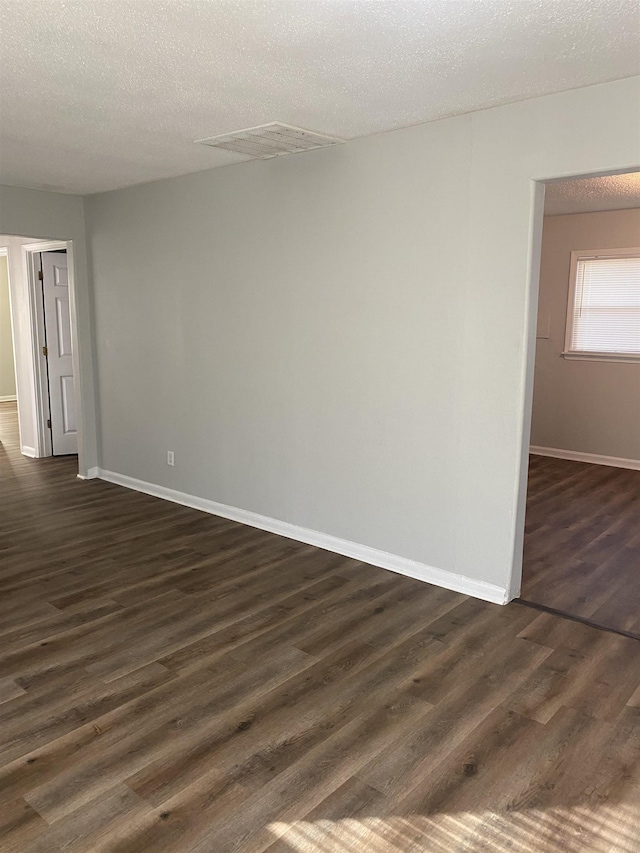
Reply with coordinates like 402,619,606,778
60,375,77,434
55,296,72,357
42,252,77,455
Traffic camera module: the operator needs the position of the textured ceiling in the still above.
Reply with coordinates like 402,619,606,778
0,0,639,195
545,172,640,215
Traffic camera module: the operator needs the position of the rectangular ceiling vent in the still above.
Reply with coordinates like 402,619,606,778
195,122,344,160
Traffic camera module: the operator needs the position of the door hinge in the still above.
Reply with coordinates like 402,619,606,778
42,345,48,357
38,270,43,281
47,419,51,429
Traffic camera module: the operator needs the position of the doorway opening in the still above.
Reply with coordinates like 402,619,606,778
0,250,17,407
0,235,83,470
518,171,640,638
0,248,19,469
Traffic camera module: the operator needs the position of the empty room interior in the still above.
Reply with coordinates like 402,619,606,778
0,2,639,852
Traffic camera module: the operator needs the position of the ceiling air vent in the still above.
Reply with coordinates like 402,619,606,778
195,122,344,160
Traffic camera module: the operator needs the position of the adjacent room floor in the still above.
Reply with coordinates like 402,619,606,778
1,400,640,853
521,454,640,639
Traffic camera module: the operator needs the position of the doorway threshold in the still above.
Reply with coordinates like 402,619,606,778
516,598,640,643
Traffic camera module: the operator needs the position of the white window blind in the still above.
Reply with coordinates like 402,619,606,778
566,251,640,358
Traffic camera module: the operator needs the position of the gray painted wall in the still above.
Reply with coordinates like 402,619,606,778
531,208,640,461
0,187,98,472
84,77,640,597
0,255,16,399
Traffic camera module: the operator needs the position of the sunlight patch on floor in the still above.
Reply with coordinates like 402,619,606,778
269,803,640,852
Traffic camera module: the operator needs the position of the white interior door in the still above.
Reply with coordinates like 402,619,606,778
42,252,78,455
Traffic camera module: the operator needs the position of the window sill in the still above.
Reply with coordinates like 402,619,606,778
561,351,640,364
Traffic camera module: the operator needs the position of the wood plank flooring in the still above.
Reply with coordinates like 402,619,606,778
1,401,640,852
521,454,640,637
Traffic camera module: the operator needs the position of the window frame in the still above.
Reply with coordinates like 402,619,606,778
563,247,640,364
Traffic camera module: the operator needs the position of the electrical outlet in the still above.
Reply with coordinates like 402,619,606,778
167,450,175,466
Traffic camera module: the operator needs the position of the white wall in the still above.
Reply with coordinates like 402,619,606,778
0,187,98,472
0,254,16,400
84,76,639,602
532,209,640,462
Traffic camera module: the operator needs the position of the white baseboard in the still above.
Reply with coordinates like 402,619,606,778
95,468,509,605
21,445,37,458
77,466,100,480
0,395,17,403
530,446,640,471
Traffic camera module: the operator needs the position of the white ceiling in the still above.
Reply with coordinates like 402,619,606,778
0,0,639,196
545,172,640,215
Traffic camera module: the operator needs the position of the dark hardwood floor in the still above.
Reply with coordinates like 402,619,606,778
1,400,640,852
521,454,640,638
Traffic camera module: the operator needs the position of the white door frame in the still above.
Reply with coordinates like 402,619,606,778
511,165,640,602
25,247,52,456
21,239,82,462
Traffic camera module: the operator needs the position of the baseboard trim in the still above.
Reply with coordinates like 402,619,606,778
96,468,509,605
21,445,37,458
77,466,100,480
530,446,640,471
0,395,17,403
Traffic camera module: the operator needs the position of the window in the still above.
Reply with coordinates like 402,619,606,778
564,248,640,362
